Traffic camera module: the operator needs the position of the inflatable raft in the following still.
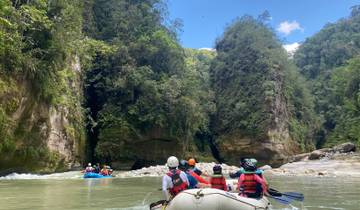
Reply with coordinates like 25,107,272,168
83,172,112,179
150,188,270,210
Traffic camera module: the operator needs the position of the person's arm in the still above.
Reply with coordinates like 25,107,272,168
180,172,189,186
222,177,227,191
237,174,244,191
194,167,205,176
162,176,171,201
261,174,268,188
254,174,267,193
197,177,210,188
190,171,209,184
229,170,242,178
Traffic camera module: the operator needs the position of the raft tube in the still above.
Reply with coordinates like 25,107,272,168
151,188,270,210
83,172,112,179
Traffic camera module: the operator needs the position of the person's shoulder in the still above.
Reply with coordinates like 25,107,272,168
256,169,263,174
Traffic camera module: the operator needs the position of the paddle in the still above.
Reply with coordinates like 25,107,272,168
269,188,304,202
268,194,293,205
282,191,305,201
149,200,166,209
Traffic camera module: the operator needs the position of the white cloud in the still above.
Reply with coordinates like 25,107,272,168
283,42,300,56
277,21,304,36
199,48,216,52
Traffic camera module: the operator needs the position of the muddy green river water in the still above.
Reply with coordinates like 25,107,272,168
0,172,359,210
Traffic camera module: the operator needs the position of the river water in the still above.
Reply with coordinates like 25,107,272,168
0,172,359,210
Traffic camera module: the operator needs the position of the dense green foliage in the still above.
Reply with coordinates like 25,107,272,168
324,58,360,146
210,17,317,149
2,0,360,172
82,0,215,163
295,6,360,147
1,0,83,102
0,0,85,172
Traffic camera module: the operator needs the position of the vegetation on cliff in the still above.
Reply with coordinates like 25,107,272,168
210,16,317,153
82,0,215,167
1,0,360,172
294,6,360,147
0,0,85,172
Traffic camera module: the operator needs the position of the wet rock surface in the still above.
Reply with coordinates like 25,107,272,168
269,142,360,177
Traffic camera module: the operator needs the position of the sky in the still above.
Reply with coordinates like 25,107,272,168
167,0,360,50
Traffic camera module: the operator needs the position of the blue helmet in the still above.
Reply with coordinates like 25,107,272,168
179,159,189,171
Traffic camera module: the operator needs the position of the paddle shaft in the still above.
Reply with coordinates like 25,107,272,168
269,188,304,201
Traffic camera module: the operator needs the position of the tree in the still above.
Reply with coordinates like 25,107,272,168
294,5,360,147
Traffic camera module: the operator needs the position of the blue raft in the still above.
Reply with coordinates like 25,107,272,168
83,172,112,179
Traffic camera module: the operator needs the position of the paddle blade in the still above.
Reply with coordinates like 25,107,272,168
270,196,293,205
283,192,305,201
269,195,293,205
150,200,166,209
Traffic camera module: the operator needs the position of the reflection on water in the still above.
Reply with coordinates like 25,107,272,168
0,173,359,210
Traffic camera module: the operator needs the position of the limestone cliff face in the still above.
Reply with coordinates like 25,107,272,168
215,65,301,167
0,57,84,174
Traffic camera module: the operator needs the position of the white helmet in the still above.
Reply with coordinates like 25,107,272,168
167,156,179,168
88,163,91,166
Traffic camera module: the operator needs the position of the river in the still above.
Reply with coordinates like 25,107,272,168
0,172,359,210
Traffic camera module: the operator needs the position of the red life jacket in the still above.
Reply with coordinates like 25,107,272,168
241,173,257,193
210,175,227,191
167,170,188,196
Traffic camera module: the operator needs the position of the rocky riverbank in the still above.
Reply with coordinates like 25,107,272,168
117,143,360,178
267,142,360,177
117,162,241,178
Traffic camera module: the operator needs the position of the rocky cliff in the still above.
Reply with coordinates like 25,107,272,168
0,57,85,175
215,66,300,167
211,17,315,167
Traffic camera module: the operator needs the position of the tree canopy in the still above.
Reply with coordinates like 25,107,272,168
210,16,317,150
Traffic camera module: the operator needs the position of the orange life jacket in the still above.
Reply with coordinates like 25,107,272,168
241,173,257,193
167,170,188,196
210,175,227,191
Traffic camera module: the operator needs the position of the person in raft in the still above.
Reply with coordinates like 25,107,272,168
178,160,211,189
186,160,210,185
106,165,113,175
162,156,189,202
237,159,267,198
84,163,94,173
100,165,109,176
210,164,227,191
188,158,205,176
229,158,263,178
93,163,101,173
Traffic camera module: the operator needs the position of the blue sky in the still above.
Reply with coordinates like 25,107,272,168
167,0,360,49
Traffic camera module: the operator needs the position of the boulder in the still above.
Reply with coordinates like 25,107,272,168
309,150,326,160
333,142,356,153
216,129,301,168
291,153,310,162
